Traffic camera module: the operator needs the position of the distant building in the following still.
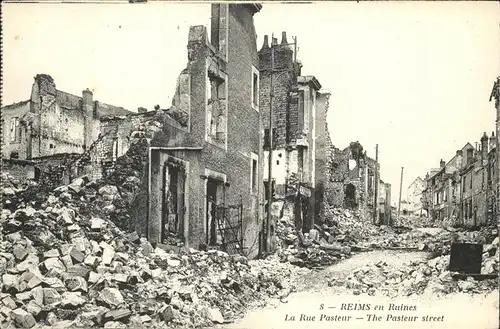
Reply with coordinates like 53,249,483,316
423,143,474,224
407,176,425,215
423,134,497,228
459,133,497,227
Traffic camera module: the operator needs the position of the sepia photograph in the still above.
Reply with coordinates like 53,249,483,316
1,1,499,329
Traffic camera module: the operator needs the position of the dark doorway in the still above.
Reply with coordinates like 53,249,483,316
345,183,356,209
206,178,218,246
161,164,185,244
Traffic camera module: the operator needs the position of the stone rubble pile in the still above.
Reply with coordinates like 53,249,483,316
330,238,499,297
0,172,303,329
274,214,351,269
393,214,439,228
322,207,497,255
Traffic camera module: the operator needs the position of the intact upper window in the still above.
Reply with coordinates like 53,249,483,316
251,66,259,111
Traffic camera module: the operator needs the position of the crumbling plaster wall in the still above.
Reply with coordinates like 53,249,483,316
30,75,87,158
1,101,30,159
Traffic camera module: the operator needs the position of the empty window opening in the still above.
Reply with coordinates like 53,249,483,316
252,70,259,109
112,139,118,162
345,183,357,209
207,72,227,145
251,158,258,193
10,117,21,143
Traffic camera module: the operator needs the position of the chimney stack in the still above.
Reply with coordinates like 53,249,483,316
481,132,488,162
440,159,445,168
261,35,269,50
281,31,288,45
272,37,278,46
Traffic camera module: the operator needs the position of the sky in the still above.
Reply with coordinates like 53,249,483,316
3,1,500,204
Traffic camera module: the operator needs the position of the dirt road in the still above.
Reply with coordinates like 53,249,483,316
213,250,499,329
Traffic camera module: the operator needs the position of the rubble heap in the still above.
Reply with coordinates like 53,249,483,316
0,172,306,329
275,204,499,271
274,208,354,269
331,238,499,297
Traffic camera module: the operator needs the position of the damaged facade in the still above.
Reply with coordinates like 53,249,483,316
326,142,391,224
422,134,497,228
142,3,264,258
258,32,332,233
1,74,132,185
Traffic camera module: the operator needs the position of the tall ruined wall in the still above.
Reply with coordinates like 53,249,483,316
259,35,297,150
314,92,331,218
1,101,30,159
30,75,87,158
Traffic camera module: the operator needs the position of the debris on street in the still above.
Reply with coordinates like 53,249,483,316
0,172,306,329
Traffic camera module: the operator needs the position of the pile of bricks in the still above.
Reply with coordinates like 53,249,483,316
0,172,303,329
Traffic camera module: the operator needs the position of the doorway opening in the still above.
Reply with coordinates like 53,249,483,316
161,163,186,245
345,183,357,209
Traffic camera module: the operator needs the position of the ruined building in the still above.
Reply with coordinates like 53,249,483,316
1,4,265,258
102,3,263,258
1,74,132,183
258,33,331,232
327,141,391,223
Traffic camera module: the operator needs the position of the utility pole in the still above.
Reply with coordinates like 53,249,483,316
397,166,404,222
265,35,275,254
373,144,379,225
265,33,297,254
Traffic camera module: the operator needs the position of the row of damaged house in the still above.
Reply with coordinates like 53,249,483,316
421,134,498,228
1,3,335,258
421,77,500,228
325,141,392,225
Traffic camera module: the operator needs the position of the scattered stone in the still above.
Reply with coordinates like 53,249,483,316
206,307,224,324
160,305,174,322
65,276,88,292
98,288,124,308
11,308,36,328
61,292,86,308
70,248,85,264
104,308,132,322
12,245,28,262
